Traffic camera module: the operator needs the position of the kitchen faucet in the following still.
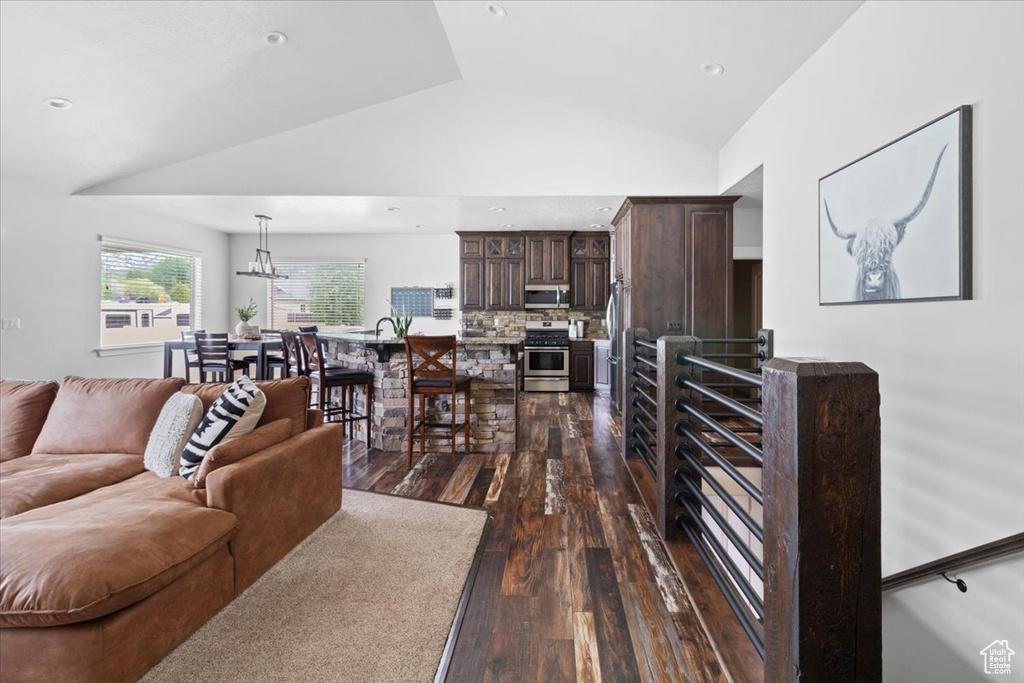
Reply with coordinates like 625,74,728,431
375,316,397,338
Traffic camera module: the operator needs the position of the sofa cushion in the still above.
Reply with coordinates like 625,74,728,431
0,380,59,461
0,452,144,519
0,473,237,628
31,377,186,456
193,418,292,489
144,393,205,478
182,376,310,437
180,377,265,481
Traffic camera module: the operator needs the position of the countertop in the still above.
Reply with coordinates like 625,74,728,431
319,332,523,346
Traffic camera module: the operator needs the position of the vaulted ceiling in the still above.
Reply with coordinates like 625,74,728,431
0,0,862,232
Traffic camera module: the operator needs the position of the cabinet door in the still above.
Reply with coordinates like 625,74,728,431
588,259,610,309
485,259,504,310
570,260,589,308
526,236,546,284
506,235,525,258
461,236,484,259
461,259,484,311
572,236,589,258
594,342,610,386
548,235,570,283
505,259,524,309
589,234,610,259
569,342,594,390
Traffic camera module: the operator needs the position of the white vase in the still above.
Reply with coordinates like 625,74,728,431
235,321,258,337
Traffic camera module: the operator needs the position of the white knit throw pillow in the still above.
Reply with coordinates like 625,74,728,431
144,393,204,478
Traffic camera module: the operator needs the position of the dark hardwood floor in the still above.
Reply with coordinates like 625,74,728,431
343,391,729,683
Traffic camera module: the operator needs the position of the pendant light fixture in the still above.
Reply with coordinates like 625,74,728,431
236,214,288,279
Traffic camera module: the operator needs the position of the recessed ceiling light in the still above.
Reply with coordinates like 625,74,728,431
387,207,401,212
45,97,73,110
486,3,507,18
415,224,425,228
489,207,506,212
702,62,725,76
597,206,612,212
263,31,288,46
502,223,515,228
589,224,604,229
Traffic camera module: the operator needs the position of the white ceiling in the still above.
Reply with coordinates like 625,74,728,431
0,0,863,233
88,195,625,234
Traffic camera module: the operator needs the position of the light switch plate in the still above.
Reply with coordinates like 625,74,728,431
666,320,682,331
2,318,21,330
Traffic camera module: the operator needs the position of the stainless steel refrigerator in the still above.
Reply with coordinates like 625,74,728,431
606,280,620,411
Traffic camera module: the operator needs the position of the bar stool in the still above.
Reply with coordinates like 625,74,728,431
405,335,472,470
300,332,374,447
194,332,249,382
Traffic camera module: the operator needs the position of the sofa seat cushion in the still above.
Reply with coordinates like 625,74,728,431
0,473,237,628
0,452,144,519
31,377,186,455
182,376,310,437
0,380,59,461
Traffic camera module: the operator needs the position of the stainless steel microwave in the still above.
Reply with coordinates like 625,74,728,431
524,285,570,309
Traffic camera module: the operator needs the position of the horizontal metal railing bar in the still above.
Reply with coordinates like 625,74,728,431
676,351,763,387
632,369,657,389
702,426,762,434
681,379,764,425
631,437,657,474
675,460,764,543
704,382,761,389
676,479,764,580
677,496,765,619
700,338,764,345
634,339,658,351
632,414,658,444
633,401,658,429
676,424,764,503
702,353,765,360
633,353,658,371
679,404,765,466
677,518,765,659
632,384,657,410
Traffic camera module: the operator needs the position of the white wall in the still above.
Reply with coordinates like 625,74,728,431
718,2,1024,680
733,206,763,259
0,175,230,380
228,233,460,336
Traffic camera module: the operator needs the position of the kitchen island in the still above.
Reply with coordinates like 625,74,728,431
319,332,521,454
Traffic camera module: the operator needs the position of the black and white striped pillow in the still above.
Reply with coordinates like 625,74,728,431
180,377,263,481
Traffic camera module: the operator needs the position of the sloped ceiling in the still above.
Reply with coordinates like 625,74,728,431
0,0,863,232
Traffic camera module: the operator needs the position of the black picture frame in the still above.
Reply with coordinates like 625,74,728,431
818,105,972,305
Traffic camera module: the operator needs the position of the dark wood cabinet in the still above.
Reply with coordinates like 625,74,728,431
525,232,570,285
461,236,485,259
485,258,524,310
570,341,594,391
461,258,485,311
570,235,611,310
486,234,524,258
611,197,737,338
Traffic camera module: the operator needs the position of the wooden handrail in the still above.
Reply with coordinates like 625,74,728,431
882,532,1024,592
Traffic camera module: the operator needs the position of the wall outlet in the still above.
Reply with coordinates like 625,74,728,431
666,320,682,331
2,318,21,330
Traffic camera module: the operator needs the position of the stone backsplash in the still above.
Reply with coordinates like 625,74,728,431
461,310,607,340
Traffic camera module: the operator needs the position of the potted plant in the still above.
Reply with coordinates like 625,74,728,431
235,298,260,338
386,301,413,339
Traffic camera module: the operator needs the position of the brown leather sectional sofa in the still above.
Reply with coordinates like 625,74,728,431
0,376,343,683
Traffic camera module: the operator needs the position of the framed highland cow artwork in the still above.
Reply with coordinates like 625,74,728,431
818,105,972,305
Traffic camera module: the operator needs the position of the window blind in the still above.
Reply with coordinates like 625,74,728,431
269,261,365,330
100,241,201,347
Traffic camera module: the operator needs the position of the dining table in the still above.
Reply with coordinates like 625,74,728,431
162,336,284,381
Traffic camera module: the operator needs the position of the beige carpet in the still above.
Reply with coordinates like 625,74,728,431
142,490,488,683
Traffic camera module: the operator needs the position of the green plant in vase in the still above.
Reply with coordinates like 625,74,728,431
234,298,259,338
386,301,413,339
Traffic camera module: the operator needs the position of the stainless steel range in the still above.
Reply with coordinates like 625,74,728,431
523,321,570,392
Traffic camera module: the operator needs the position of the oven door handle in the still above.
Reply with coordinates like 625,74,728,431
524,346,570,351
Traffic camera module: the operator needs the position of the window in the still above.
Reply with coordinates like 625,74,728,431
269,261,365,331
100,240,201,348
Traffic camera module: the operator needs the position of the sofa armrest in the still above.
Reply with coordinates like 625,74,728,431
306,409,323,430
205,423,343,592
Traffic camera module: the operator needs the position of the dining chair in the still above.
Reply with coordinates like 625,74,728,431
194,332,249,383
404,335,471,470
300,332,373,447
180,329,206,383
241,329,286,379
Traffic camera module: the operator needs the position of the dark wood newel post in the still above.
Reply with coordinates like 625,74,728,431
762,358,881,683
